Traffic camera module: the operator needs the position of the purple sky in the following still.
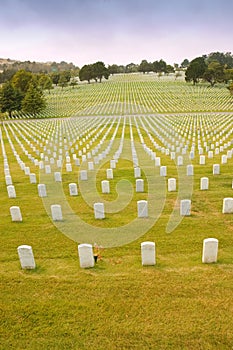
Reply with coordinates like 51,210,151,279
0,0,232,67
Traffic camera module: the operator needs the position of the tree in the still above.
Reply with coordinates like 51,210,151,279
93,61,109,82
165,64,175,74
108,64,120,75
227,82,233,95
0,81,22,117
11,69,33,95
203,61,225,86
180,59,189,68
38,74,53,93
125,63,138,73
185,57,206,85
50,72,60,85
21,79,46,116
139,60,152,74
79,64,94,83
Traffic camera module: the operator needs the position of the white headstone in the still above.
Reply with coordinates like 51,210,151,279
51,204,63,221
199,155,205,165
106,168,113,179
78,244,94,268
180,199,191,216
7,185,16,198
66,163,72,172
80,170,88,181
29,173,37,184
136,179,144,193
155,157,161,166
10,206,22,222
38,184,47,197
94,202,105,219
221,155,227,164
45,165,51,174
54,172,62,182
141,241,156,266
134,167,141,178
110,160,116,169
17,245,36,269
213,164,220,175
69,183,78,196
101,180,110,194
160,166,167,177
222,198,233,214
177,156,183,166
88,161,94,170
202,238,218,263
5,175,12,185
168,178,176,192
137,200,148,218
200,177,209,190
186,165,194,176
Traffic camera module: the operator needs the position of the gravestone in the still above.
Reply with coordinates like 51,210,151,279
75,158,80,166
45,165,51,174
137,200,148,218
10,206,22,222
200,155,205,165
66,163,72,172
155,157,161,166
222,198,233,213
221,155,227,164
213,164,220,175
200,177,209,190
69,183,78,196
7,185,16,198
110,160,116,169
78,244,94,268
186,165,194,176
180,199,191,216
160,166,167,177
141,241,156,266
94,203,105,219
17,245,36,269
54,172,62,182
136,179,144,193
5,175,12,185
177,156,183,166
202,238,218,263
29,173,37,184
38,184,47,197
88,162,94,171
80,170,88,181
106,168,113,179
168,178,176,192
101,180,110,194
134,167,141,178
51,204,63,221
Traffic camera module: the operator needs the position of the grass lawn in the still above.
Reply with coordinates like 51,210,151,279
0,74,233,349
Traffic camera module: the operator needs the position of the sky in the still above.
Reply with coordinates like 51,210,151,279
0,0,232,67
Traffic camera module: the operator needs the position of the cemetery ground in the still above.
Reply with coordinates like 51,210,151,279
1,74,233,349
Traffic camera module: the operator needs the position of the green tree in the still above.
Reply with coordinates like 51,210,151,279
11,69,33,95
203,61,225,86
180,59,189,68
227,82,233,95
38,74,53,93
0,81,22,117
93,61,109,82
185,57,207,85
79,64,94,83
22,79,46,116
125,63,138,73
165,64,175,74
139,60,152,74
50,72,60,85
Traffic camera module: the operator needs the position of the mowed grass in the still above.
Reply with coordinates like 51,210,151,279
1,86,233,348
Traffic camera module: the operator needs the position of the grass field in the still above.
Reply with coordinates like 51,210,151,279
1,74,233,349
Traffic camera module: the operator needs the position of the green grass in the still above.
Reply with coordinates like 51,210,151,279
1,75,233,349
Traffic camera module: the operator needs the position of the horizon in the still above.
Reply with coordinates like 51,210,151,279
0,0,232,68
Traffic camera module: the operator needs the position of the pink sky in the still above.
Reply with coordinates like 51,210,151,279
0,0,232,67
